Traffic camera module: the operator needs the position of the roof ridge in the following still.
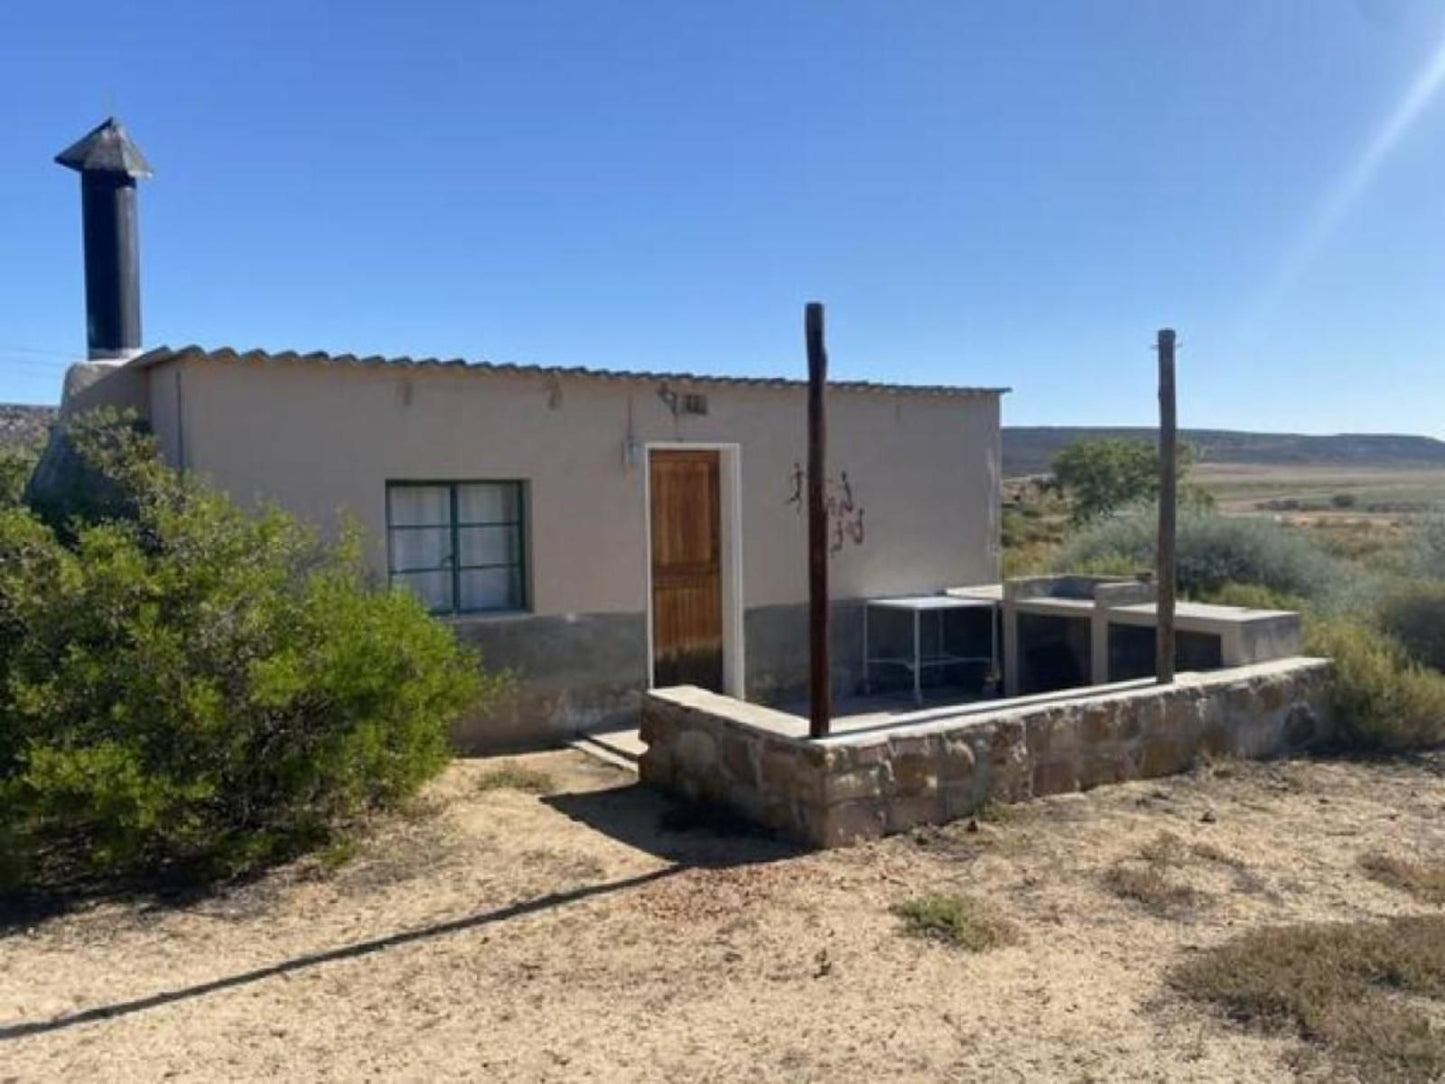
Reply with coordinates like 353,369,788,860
131,344,1009,397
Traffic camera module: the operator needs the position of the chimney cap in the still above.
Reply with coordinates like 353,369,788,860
55,117,153,179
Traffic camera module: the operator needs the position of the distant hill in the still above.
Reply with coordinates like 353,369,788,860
0,404,56,450
1003,427,1445,477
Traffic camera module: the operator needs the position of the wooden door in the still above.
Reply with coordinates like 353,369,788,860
650,450,724,692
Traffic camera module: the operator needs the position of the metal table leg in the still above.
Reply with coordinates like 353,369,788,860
913,608,922,705
862,603,870,696
991,604,999,691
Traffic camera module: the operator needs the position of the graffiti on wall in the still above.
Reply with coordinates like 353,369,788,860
786,462,866,555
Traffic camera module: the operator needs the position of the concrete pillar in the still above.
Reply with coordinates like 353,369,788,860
1092,581,1156,687
1003,599,1020,696
1090,608,1110,686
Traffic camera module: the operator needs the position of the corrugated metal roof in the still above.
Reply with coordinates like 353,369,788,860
131,345,1009,398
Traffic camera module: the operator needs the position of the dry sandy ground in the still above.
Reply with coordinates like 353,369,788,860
2,750,1444,1082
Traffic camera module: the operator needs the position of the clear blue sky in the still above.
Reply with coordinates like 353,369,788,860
4,1,1445,435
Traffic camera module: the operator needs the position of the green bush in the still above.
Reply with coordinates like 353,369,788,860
0,443,40,509
893,893,1018,951
1051,438,1205,523
1304,618,1445,750
1054,510,1340,601
0,412,498,891
1377,581,1445,674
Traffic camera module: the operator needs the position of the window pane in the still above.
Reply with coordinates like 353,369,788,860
392,570,454,612
389,485,451,527
389,526,451,572
457,482,518,524
458,524,520,567
459,567,522,611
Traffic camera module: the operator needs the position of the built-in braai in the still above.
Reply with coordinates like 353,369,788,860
948,576,1302,697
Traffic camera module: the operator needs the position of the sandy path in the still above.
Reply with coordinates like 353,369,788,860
2,750,1442,1082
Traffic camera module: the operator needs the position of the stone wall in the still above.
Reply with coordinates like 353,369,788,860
639,658,1333,848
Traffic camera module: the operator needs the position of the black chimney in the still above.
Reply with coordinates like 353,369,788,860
55,118,153,361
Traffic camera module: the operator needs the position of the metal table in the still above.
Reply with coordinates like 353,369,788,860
863,595,999,705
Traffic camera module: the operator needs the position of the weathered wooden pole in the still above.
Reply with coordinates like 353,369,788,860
1156,328,1178,685
806,302,832,738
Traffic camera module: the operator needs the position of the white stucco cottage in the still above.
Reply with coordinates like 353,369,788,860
65,346,1005,746
44,117,1007,747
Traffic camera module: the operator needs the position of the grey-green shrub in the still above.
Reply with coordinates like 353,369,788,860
1304,618,1445,750
0,412,499,890
1408,517,1445,581
1054,509,1340,602
1199,581,1307,611
1377,581,1445,674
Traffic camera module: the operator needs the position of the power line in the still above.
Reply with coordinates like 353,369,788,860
0,355,77,385
0,344,78,359
0,358,74,377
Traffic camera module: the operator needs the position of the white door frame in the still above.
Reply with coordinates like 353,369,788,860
642,442,745,698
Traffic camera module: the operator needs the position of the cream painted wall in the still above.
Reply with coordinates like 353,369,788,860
138,358,1000,617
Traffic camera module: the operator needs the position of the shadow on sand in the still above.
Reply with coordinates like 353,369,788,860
0,772,809,1042
0,865,681,1042
541,780,805,869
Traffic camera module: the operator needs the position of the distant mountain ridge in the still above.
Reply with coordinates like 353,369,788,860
1004,426,1445,477
0,404,56,449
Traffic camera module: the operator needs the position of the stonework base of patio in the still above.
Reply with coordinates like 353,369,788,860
638,658,1333,848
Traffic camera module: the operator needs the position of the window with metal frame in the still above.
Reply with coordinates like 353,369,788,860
386,481,528,615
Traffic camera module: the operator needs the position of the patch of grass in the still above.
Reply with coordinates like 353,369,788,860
1104,863,1202,916
1171,916,1445,1083
1359,851,1445,905
1138,830,1189,867
972,799,1018,825
316,836,360,871
1189,840,1243,869
1105,832,1206,916
475,762,555,794
1190,840,1272,896
1308,517,1411,565
893,893,1018,952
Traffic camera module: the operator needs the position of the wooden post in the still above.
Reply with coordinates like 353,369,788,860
806,302,832,738
1156,328,1178,685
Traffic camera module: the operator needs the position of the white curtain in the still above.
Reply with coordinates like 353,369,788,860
457,482,518,524
389,485,450,527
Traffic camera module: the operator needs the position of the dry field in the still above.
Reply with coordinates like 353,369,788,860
3,749,1444,1082
1002,462,1445,576
1194,462,1445,518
